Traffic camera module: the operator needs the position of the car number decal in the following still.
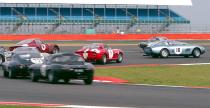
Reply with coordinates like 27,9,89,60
40,65,47,76
41,44,46,51
174,47,182,54
108,49,114,59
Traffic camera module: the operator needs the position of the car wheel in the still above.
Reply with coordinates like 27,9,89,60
192,48,201,58
0,54,5,65
30,71,39,82
116,53,123,63
160,49,169,58
3,71,8,77
48,71,58,84
63,78,70,84
8,68,15,79
52,47,59,54
84,75,93,85
100,54,107,65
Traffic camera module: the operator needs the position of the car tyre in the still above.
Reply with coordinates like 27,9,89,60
192,48,201,58
8,68,15,79
0,54,5,65
48,71,58,84
3,70,8,77
63,78,70,84
100,54,107,65
84,75,93,85
52,47,59,54
30,71,39,82
160,49,169,58
116,53,123,63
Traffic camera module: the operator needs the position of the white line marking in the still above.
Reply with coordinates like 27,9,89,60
176,63,210,66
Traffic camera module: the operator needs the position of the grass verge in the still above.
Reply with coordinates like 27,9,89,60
96,65,210,87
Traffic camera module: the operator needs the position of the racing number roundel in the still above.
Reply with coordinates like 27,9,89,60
41,44,46,51
174,47,182,55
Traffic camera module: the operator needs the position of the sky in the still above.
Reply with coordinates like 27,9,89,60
170,0,210,25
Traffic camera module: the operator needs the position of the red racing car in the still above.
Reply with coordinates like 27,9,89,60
75,43,124,64
9,38,60,54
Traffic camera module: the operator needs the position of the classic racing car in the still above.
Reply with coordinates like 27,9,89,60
0,46,6,64
75,43,124,64
2,47,44,78
9,38,60,54
139,36,168,49
29,53,94,85
143,40,206,58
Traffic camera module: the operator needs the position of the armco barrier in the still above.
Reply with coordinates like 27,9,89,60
0,34,210,41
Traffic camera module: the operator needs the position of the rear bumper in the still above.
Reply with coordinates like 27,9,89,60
54,69,94,79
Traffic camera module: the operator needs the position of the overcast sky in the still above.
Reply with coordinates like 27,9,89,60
170,0,210,25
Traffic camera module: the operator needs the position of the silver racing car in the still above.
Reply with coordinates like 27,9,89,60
143,40,206,58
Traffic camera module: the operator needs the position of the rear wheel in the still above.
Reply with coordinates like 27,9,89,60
52,47,59,54
48,71,58,84
30,70,39,82
192,48,201,58
160,49,169,58
63,78,70,84
116,53,123,63
0,54,5,65
100,54,107,65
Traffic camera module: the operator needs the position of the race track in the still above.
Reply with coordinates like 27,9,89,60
1,75,210,108
0,44,210,108
62,45,210,66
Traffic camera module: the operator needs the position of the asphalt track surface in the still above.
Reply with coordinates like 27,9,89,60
1,44,210,108
62,45,210,66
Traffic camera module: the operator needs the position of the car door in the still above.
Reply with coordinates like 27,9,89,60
35,40,48,52
104,44,114,60
168,41,188,55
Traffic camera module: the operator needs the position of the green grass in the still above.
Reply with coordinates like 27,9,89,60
96,65,210,86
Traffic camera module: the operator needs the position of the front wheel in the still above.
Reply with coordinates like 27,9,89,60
84,76,93,85
192,48,201,58
52,47,59,54
3,71,8,77
116,53,123,63
160,49,169,58
48,71,58,84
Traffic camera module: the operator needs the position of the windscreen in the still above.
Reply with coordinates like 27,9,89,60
13,47,39,53
83,44,100,49
16,39,33,45
51,55,84,65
